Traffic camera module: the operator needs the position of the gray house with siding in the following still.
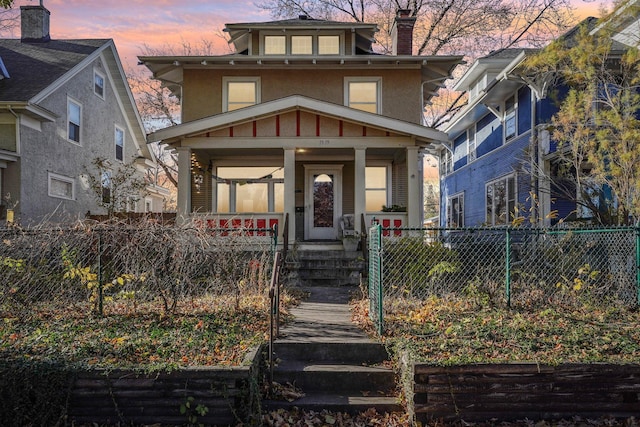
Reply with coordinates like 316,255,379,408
0,5,168,224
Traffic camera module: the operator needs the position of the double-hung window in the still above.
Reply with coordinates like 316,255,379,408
67,98,82,143
440,149,452,176
94,69,105,99
115,126,124,162
365,166,389,211
223,77,260,112
504,94,517,141
486,174,516,226
447,193,464,227
345,77,381,114
467,126,476,162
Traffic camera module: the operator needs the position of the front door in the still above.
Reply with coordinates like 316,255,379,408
304,165,343,240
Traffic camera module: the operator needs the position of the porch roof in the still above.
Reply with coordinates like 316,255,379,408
147,95,450,151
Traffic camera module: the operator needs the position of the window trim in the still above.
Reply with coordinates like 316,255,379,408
485,173,517,226
67,97,82,144
48,172,75,200
467,126,476,162
440,149,452,176
115,125,125,162
214,165,284,213
344,77,382,114
447,192,464,228
260,31,344,56
504,93,517,141
222,76,261,112
94,69,106,99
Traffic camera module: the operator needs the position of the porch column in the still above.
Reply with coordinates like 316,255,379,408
354,147,366,233
176,146,192,225
284,148,296,244
406,146,421,228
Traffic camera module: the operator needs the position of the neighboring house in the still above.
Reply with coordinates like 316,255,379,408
141,10,463,243
0,5,168,224
440,2,638,228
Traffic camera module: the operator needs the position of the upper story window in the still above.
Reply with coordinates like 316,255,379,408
486,174,516,226
261,32,343,55
345,77,381,114
440,149,452,176
115,126,124,162
94,69,105,99
504,94,517,141
365,165,390,211
318,35,340,55
447,193,464,227
223,77,261,112
467,126,476,162
264,35,286,55
291,35,312,54
48,172,75,200
67,98,82,144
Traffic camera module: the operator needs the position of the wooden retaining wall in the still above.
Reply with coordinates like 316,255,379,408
410,363,640,422
68,348,262,426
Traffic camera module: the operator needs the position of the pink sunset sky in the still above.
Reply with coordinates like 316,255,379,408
5,0,616,70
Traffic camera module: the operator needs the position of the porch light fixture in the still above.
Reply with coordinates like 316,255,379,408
173,61,180,66
201,60,208,65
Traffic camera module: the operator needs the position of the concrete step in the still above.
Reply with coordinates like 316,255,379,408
263,394,402,414
273,342,389,365
272,362,396,394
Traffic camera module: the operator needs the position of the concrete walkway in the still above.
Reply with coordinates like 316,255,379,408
276,286,375,343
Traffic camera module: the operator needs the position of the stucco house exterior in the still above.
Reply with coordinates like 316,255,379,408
141,11,462,243
440,1,639,228
0,5,168,225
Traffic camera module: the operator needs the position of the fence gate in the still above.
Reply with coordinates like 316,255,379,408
368,223,383,335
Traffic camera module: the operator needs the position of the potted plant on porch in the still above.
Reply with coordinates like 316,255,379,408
341,231,360,251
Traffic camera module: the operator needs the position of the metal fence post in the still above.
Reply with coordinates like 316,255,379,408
97,230,103,316
636,225,640,307
505,228,511,307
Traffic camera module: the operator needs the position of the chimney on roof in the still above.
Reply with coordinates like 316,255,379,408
20,4,51,43
391,9,416,55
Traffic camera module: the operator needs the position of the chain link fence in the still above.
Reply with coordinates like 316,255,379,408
369,226,640,331
0,222,278,318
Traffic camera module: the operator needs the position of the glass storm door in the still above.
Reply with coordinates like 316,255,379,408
304,165,343,240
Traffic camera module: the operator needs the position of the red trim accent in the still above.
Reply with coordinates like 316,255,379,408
269,218,278,232
276,115,280,136
220,219,229,236
253,121,257,137
229,126,233,137
382,219,390,237
339,120,343,137
386,131,390,137
245,219,254,236
316,115,320,136
394,219,402,236
296,110,300,137
257,219,266,236
363,126,367,137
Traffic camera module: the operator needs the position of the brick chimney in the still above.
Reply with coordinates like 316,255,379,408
21,4,51,43
391,9,416,55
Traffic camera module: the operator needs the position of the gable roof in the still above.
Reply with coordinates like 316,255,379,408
0,38,154,161
147,94,449,150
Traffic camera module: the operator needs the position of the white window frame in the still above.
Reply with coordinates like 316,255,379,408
447,192,464,228
94,69,105,99
365,164,392,212
222,76,261,112
261,31,344,56
440,149,452,176
115,125,125,162
48,172,75,200
344,77,382,114
504,93,517,141
317,34,342,55
214,165,284,213
67,97,82,144
486,174,517,226
467,126,476,162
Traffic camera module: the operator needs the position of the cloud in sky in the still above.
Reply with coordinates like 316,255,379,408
7,0,615,69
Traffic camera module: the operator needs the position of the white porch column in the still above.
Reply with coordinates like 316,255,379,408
406,146,421,228
354,147,366,233
176,146,192,225
284,148,296,243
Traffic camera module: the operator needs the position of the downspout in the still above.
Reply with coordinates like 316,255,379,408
530,90,538,225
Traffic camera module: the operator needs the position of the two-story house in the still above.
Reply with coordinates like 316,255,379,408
142,11,463,243
440,0,638,228
0,4,168,225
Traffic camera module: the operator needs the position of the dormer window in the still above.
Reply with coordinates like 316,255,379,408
261,32,343,56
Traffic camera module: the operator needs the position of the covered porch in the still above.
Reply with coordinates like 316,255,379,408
149,96,447,244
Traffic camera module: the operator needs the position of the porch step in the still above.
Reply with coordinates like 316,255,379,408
283,247,366,287
265,342,401,414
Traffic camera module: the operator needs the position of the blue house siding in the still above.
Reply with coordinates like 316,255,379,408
453,133,467,170
476,113,502,157
441,134,532,227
